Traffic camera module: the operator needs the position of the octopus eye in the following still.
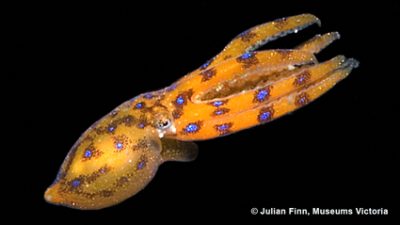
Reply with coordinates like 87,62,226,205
156,118,172,130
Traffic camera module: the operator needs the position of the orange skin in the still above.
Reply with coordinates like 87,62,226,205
44,14,358,209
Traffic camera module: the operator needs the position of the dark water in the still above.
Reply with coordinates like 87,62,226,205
8,0,398,224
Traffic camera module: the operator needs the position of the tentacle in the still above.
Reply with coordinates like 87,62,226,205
296,32,340,54
162,49,316,133
170,49,316,98
161,14,357,142
201,55,347,117
173,14,322,95
199,14,320,69
171,56,358,140
224,58,359,133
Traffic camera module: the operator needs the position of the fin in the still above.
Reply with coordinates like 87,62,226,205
160,138,198,162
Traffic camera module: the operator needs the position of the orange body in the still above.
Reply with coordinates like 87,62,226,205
45,14,358,209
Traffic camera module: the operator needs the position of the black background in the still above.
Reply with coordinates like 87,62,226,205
9,1,398,224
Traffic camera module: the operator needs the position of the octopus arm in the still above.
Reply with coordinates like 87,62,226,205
205,14,321,68
296,32,341,54
171,32,358,140
198,56,358,139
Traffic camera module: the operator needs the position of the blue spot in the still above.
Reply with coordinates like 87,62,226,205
84,149,92,158
298,97,307,105
166,83,177,92
257,89,269,101
138,122,145,129
215,109,224,115
200,60,211,70
217,124,230,131
176,95,185,105
239,30,249,37
108,125,115,132
55,171,63,183
135,102,144,109
137,160,146,170
143,93,153,99
298,76,306,83
116,142,123,150
99,168,106,174
185,123,198,133
240,52,253,60
71,179,81,187
213,101,223,107
259,111,271,121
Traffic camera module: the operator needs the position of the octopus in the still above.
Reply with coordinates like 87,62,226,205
44,14,358,209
